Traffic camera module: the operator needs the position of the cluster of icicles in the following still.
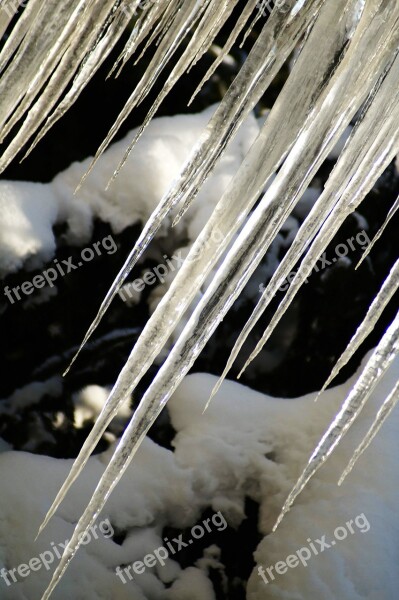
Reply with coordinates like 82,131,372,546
1,0,398,597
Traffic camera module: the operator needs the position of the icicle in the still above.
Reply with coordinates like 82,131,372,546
188,0,260,106
185,0,243,72
101,1,398,468
114,0,181,77
125,0,211,107
110,0,178,79
0,1,20,40
316,258,399,400
44,0,352,529
52,0,390,506
0,0,121,171
338,379,399,485
0,2,37,73
65,0,325,374
55,0,368,504
239,43,399,376
356,194,399,268
40,5,397,594
40,0,353,532
0,0,86,136
210,0,398,396
239,4,263,48
63,4,213,368
22,1,135,161
38,5,399,597
273,309,399,531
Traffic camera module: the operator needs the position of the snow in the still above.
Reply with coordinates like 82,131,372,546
73,384,131,433
0,351,398,599
180,366,399,600
165,567,216,600
0,105,259,276
0,181,57,275
0,378,63,414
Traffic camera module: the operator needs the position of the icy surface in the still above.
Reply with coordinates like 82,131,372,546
0,352,398,599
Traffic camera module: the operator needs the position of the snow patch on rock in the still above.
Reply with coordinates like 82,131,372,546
0,105,259,276
0,351,398,599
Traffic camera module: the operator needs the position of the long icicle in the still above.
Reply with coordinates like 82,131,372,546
273,309,399,531
0,0,81,135
110,0,177,79
338,378,399,485
21,1,142,162
40,6,398,597
239,47,399,376
0,0,123,172
356,193,399,268
315,257,399,400
0,0,47,75
49,0,378,516
64,0,325,373
187,0,260,106
39,0,355,535
209,7,399,400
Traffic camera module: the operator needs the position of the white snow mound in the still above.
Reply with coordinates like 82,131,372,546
0,105,259,275
0,351,398,599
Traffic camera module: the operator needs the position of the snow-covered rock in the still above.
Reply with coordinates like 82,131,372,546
0,351,398,599
172,361,399,600
0,105,259,276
